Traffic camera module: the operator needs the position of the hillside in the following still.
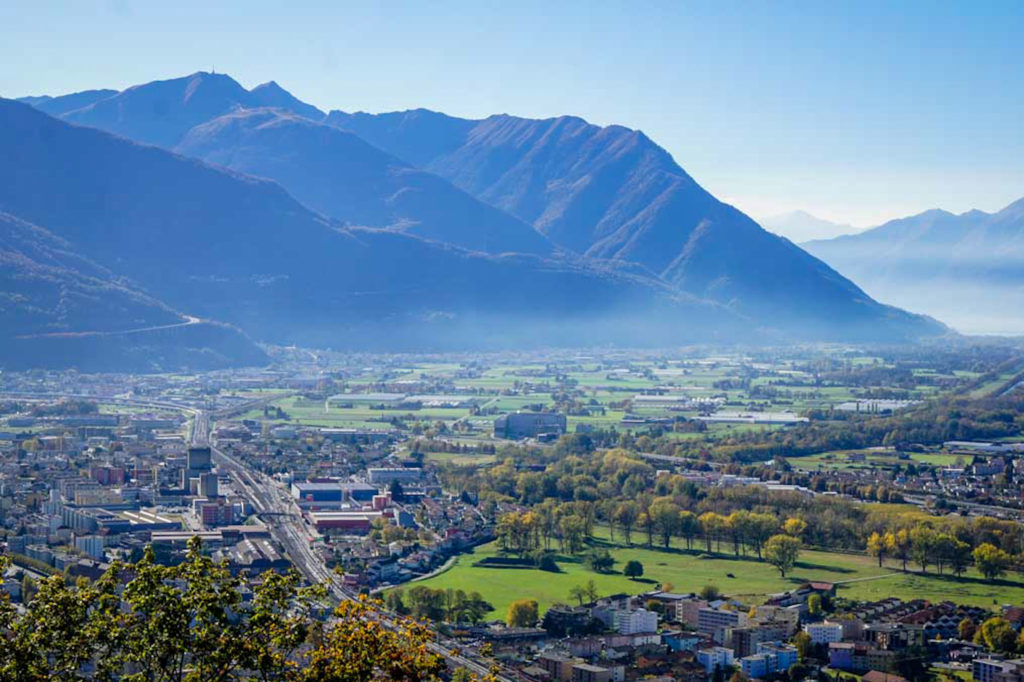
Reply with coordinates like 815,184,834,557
14,74,946,343
0,212,266,371
325,109,942,336
17,88,118,117
177,108,553,255
45,72,322,149
804,198,1024,334
0,97,751,353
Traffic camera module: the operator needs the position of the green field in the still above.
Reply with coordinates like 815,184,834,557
402,532,1024,618
789,449,965,472
424,451,497,466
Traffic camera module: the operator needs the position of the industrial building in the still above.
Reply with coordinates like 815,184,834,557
493,412,567,439
291,481,379,508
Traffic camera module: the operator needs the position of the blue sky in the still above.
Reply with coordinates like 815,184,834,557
2,0,1022,228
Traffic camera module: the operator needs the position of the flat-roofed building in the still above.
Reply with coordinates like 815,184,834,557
494,412,567,439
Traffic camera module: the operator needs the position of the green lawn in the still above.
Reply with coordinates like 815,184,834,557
401,530,1024,619
402,535,891,618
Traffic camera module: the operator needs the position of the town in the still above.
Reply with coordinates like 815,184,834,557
4,345,1024,680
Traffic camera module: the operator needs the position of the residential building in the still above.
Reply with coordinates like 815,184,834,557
804,621,844,644
572,663,613,682
697,647,735,675
729,622,792,657
699,606,747,643
614,608,658,635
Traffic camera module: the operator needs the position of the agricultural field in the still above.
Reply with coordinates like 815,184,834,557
238,350,974,446
788,448,968,472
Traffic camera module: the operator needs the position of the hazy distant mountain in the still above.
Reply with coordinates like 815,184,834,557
759,210,858,242
250,81,325,121
0,97,760,357
804,198,1024,334
0,212,266,371
177,108,552,255
13,73,945,346
54,72,261,148
325,109,937,336
17,89,118,117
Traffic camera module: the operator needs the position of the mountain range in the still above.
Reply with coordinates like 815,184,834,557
759,210,859,242
2,72,944,369
804,197,1024,334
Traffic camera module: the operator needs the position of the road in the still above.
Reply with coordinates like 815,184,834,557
5,389,506,679
13,314,203,340
197,412,506,680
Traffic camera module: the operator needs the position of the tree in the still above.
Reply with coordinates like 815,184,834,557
783,517,807,539
614,502,638,546
451,669,474,682
958,618,976,641
911,527,935,573
974,617,1017,653
639,511,655,547
0,539,448,682
568,585,587,606
764,534,801,577
537,554,559,572
585,549,614,573
678,511,700,550
747,513,780,559
624,560,644,580
506,599,539,627
306,596,445,681
793,631,813,661
866,532,888,567
386,589,408,615
807,593,822,616
650,500,681,548
699,512,724,553
948,539,972,577
559,515,586,555
974,543,1012,580
700,584,721,601
892,528,912,571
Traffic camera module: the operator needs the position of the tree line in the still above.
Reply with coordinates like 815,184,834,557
448,447,1024,584
0,538,449,682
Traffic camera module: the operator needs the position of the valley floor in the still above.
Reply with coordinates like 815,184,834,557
403,529,1024,618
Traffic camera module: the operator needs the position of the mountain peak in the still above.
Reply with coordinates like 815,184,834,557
249,80,324,121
